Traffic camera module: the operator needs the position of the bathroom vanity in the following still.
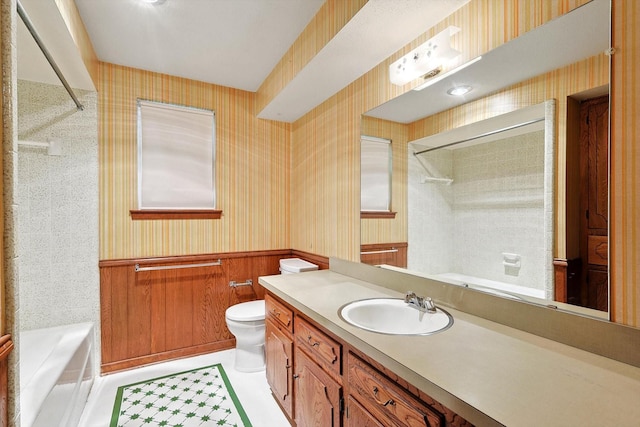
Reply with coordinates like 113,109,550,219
259,259,640,426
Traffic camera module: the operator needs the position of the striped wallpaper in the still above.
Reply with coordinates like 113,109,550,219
99,63,291,259
290,0,592,264
610,0,639,325
257,0,367,113
93,0,639,326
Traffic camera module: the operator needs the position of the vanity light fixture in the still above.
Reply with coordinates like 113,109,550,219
139,0,166,4
389,26,461,86
447,85,472,96
413,56,482,91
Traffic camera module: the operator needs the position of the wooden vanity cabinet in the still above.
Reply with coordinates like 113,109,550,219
294,346,342,427
264,291,472,427
293,315,343,426
265,295,294,419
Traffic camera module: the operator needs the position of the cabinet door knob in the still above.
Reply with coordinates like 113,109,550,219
293,374,299,379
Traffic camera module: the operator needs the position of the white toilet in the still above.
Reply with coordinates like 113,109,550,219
225,300,267,373
225,258,318,372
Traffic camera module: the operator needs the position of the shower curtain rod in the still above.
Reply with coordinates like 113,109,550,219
17,0,84,111
413,117,544,156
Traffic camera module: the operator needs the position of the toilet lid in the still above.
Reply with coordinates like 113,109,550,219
226,300,265,322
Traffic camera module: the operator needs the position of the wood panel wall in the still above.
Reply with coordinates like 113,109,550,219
0,336,12,427
99,63,291,259
360,242,408,268
100,250,327,373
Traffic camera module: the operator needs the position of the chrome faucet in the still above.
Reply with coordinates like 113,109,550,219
404,291,437,313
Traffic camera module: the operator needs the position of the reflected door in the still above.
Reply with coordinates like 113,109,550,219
580,95,609,311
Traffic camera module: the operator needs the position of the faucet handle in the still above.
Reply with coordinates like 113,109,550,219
404,291,417,303
424,297,437,313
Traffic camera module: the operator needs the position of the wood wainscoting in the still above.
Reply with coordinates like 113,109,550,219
99,250,328,374
554,258,582,307
360,242,408,268
0,335,14,427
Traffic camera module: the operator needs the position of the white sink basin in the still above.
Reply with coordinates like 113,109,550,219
339,298,453,335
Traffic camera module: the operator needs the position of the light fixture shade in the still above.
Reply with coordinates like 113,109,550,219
389,26,461,86
447,85,472,96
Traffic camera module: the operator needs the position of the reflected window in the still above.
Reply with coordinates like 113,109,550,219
361,135,392,212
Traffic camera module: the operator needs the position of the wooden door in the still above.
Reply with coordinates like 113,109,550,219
294,347,342,427
265,319,294,418
580,95,609,311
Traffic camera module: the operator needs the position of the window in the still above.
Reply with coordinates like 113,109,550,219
361,135,394,218
131,100,221,220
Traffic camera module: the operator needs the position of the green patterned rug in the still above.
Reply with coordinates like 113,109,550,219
110,363,252,427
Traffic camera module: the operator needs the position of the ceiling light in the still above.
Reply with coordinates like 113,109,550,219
413,56,482,91
389,26,461,86
447,85,472,96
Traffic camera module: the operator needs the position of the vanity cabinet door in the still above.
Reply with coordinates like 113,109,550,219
346,395,385,427
294,347,342,427
265,318,294,419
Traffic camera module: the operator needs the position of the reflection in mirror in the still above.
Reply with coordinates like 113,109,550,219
406,102,554,301
360,0,610,319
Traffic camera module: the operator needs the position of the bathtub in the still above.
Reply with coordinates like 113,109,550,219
433,272,546,300
379,265,546,301
20,323,95,427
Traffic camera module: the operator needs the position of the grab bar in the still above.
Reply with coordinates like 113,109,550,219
229,279,253,288
134,259,222,272
360,248,398,255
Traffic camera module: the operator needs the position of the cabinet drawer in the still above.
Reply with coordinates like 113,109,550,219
295,316,341,375
348,353,443,427
265,294,293,333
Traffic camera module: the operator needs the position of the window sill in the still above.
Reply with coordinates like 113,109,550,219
130,209,223,220
360,211,396,219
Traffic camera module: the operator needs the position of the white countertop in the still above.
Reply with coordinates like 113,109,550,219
259,270,640,427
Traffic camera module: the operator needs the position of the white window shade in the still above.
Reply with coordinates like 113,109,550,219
361,136,391,212
138,100,216,209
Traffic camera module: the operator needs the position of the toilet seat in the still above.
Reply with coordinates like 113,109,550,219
225,300,265,322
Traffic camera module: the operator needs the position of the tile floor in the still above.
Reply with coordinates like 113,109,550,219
79,349,291,427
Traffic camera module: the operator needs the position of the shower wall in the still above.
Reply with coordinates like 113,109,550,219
408,130,547,294
17,80,99,335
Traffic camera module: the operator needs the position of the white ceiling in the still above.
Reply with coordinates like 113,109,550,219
18,0,470,122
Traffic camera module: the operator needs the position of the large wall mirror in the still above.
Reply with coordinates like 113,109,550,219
360,0,610,319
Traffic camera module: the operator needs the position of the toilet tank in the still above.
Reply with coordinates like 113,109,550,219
280,258,318,274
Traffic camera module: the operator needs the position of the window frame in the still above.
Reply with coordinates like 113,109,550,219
130,99,221,220
360,135,396,219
